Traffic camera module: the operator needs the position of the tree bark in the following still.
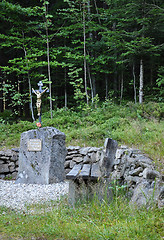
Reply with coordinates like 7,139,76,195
83,1,89,105
64,67,67,108
133,62,137,104
3,80,6,111
105,74,108,99
120,71,123,103
44,2,53,118
139,59,144,104
87,64,94,104
22,32,35,121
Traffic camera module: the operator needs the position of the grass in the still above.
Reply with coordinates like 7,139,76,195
0,101,163,172
0,194,163,240
0,101,163,239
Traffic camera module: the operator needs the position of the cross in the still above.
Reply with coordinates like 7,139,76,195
32,81,49,124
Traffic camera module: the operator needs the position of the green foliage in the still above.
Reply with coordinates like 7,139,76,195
156,66,164,99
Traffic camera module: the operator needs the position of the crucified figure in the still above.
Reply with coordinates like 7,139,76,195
32,87,48,116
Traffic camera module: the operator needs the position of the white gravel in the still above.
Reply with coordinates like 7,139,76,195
0,180,69,212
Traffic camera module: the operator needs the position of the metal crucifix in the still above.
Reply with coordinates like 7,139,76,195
32,81,49,123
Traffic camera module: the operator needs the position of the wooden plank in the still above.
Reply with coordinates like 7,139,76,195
90,162,101,180
79,164,91,179
66,164,82,180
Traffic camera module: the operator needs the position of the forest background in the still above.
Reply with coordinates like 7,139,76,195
0,2,164,239
0,0,164,119
0,0,163,163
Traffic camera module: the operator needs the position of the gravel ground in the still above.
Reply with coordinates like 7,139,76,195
0,180,69,212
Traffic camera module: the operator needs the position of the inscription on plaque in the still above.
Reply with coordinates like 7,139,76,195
27,139,42,152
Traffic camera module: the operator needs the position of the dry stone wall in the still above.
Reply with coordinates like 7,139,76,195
0,144,163,208
0,149,19,179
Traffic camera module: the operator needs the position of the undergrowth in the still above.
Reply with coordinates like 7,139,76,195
0,101,163,171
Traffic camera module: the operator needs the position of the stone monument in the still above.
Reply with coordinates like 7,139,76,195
16,81,67,184
16,127,67,184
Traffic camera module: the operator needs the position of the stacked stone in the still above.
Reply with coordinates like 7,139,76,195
0,149,19,179
65,146,103,174
0,144,163,208
111,145,163,207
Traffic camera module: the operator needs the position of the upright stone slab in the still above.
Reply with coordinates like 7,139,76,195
15,127,67,184
100,138,118,177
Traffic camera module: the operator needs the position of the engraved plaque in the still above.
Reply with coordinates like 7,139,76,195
27,139,42,152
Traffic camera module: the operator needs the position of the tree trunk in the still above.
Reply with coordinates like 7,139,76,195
133,62,137,104
3,80,6,111
0,74,3,112
113,70,117,99
150,67,153,86
83,1,89,105
64,67,67,108
120,71,123,104
44,2,53,118
87,64,94,104
22,32,35,121
92,74,96,97
105,74,108,99
139,59,144,104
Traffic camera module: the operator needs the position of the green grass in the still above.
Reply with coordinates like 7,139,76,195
0,101,163,172
0,195,163,240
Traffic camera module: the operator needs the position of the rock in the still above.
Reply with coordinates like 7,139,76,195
120,164,127,178
16,127,67,184
8,162,15,167
0,160,5,164
65,168,71,174
0,164,9,173
67,146,80,151
11,148,19,153
72,156,83,163
67,151,79,155
79,147,91,155
9,166,16,172
131,149,142,155
10,154,18,161
158,187,164,208
136,155,153,165
139,172,143,177
90,152,97,163
70,160,76,169
96,151,102,162
83,155,91,164
0,174,5,179
116,149,125,159
120,145,128,149
0,156,10,161
64,160,71,168
65,155,73,160
143,168,161,180
130,180,162,207
88,147,101,153
114,158,120,165
11,171,17,179
129,167,143,176
66,154,81,160
146,170,161,180
125,176,141,185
